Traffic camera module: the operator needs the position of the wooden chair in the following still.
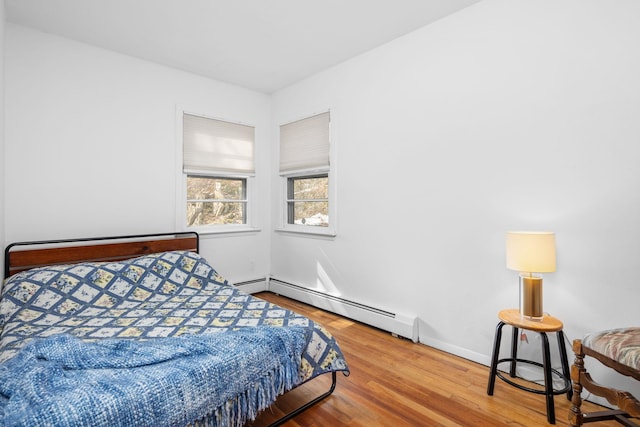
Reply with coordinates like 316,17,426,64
570,327,640,426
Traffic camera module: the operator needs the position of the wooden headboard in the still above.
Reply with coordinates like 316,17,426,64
4,232,199,279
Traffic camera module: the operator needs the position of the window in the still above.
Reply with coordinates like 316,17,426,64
181,112,255,231
186,176,246,226
287,174,329,226
279,111,334,235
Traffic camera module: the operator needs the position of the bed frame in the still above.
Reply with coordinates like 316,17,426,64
4,232,200,279
2,231,338,427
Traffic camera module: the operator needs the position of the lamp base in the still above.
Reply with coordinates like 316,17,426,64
519,274,543,320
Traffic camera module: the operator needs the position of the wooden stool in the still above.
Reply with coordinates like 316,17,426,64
487,309,572,424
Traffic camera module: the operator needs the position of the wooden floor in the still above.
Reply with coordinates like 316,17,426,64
249,292,623,427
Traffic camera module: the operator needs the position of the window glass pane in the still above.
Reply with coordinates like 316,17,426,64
289,201,328,226
291,176,328,199
186,176,246,226
287,174,329,227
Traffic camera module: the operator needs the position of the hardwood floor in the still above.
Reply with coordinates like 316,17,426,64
249,292,623,427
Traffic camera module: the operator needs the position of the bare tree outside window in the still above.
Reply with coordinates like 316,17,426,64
187,176,246,226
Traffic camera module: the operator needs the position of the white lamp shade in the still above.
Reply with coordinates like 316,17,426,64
506,231,556,273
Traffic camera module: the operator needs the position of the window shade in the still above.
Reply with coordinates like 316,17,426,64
183,113,255,175
279,111,329,173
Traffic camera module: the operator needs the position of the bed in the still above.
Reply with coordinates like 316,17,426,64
0,232,349,427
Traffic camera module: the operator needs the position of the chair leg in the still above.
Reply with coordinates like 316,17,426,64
569,339,585,427
541,332,556,424
487,321,505,395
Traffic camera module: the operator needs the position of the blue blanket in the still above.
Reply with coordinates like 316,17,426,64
0,326,309,427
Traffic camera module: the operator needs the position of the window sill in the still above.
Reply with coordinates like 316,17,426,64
188,226,262,236
275,227,336,239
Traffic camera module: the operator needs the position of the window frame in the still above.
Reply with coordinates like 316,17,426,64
286,172,329,226
277,110,336,237
176,107,259,235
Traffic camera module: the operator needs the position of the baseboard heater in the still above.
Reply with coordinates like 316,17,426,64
233,277,268,294
269,278,418,342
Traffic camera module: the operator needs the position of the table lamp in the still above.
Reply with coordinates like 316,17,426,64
506,231,556,319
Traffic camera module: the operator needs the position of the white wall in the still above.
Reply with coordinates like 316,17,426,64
4,24,272,284
271,0,640,391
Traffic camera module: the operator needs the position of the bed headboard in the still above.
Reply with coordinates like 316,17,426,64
4,232,199,279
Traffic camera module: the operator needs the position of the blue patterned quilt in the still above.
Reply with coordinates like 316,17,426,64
0,251,349,426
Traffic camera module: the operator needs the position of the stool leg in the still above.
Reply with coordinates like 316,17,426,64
510,326,519,377
540,332,556,424
487,321,505,395
556,330,573,400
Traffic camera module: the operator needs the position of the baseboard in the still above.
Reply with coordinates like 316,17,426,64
268,277,419,342
419,335,492,367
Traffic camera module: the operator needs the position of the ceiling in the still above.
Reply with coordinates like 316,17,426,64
5,0,481,93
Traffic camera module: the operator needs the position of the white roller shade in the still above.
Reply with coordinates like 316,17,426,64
183,113,255,175
279,111,329,173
